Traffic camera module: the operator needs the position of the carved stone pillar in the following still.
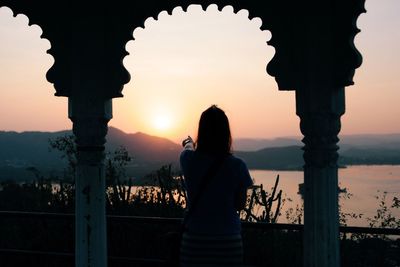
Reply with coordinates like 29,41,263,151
296,87,344,267
69,97,112,267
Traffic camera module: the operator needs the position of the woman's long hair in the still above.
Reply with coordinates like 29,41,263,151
196,105,232,155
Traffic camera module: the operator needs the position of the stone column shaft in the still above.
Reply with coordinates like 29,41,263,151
69,97,112,267
297,87,344,267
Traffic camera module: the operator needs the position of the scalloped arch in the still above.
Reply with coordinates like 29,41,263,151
123,3,271,55
120,2,273,97
0,0,366,98
137,3,268,31
0,4,59,95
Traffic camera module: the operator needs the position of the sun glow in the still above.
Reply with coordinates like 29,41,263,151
152,114,172,131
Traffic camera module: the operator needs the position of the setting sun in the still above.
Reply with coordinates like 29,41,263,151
1,2,400,141
153,114,172,131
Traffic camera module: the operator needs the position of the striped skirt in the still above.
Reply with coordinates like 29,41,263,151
180,232,244,267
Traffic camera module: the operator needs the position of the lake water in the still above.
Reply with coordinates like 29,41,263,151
250,165,400,226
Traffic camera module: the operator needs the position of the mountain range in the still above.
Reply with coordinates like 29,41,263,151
0,127,399,181
233,134,400,151
0,127,181,181
234,134,400,168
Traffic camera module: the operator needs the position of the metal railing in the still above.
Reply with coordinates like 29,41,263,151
0,210,399,266
1,210,399,235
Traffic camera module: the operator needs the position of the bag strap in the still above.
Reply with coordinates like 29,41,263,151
183,155,226,225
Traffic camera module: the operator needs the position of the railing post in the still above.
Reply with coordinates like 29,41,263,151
69,97,112,267
297,87,344,267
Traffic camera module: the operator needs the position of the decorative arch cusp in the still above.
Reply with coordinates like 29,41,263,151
0,0,366,99
112,0,365,95
0,4,57,91
115,1,279,98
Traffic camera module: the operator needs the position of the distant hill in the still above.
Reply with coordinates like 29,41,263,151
106,127,180,164
234,134,400,151
339,147,400,165
106,127,181,178
233,137,301,151
0,130,69,169
235,145,400,170
234,133,400,170
340,134,400,150
235,146,304,170
1,128,399,181
0,127,181,181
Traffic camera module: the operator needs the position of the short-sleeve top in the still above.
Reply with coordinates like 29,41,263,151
180,149,253,235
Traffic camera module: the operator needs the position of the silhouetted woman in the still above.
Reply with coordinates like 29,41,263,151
180,105,253,266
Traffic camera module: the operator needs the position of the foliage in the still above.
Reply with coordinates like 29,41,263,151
2,135,400,266
47,135,187,217
0,178,52,211
129,165,186,217
48,135,77,179
367,191,400,231
0,167,74,212
240,175,286,223
339,187,364,227
284,185,365,227
105,146,133,210
1,134,399,227
285,202,304,224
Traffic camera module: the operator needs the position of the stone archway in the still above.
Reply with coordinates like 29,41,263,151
0,1,366,266
118,4,275,143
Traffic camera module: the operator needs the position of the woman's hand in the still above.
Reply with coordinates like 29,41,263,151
182,136,194,149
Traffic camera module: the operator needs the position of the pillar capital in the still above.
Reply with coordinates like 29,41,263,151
68,97,112,149
296,87,344,168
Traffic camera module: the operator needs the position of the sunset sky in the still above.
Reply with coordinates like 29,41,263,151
0,1,399,143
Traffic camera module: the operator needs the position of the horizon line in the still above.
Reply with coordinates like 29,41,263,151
1,126,400,141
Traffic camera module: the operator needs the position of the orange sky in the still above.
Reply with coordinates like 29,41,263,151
0,2,399,142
